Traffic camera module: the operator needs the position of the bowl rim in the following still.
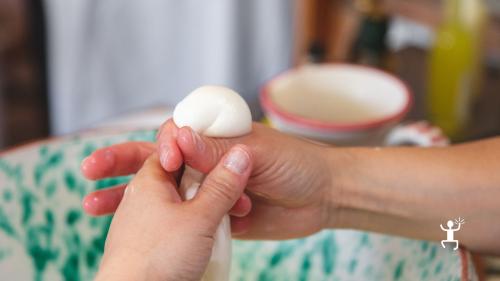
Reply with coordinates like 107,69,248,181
259,63,413,132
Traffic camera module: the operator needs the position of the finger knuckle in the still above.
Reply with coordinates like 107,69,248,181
209,139,231,164
203,176,236,202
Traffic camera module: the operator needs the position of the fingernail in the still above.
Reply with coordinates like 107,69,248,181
160,144,170,167
81,155,96,171
190,129,205,152
224,148,250,174
81,157,90,172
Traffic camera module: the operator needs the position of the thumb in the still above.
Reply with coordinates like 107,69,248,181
192,145,253,222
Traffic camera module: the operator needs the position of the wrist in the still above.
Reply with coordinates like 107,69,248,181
323,146,410,232
323,147,360,229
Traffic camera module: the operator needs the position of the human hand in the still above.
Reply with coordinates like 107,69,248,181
83,120,337,240
158,120,336,239
95,145,252,281
81,141,251,218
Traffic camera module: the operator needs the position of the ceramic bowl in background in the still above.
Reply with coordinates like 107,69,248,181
261,64,416,146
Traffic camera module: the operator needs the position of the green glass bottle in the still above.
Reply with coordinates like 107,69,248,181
427,0,485,140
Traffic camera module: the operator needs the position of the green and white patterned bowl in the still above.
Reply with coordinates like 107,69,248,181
0,129,478,281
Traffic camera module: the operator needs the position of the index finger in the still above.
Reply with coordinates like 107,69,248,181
81,141,155,180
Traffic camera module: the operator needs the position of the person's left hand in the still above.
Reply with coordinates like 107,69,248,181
95,145,252,281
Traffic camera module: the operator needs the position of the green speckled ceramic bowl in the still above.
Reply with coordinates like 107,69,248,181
0,129,477,281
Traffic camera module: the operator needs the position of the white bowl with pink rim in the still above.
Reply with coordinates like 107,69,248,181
260,64,448,147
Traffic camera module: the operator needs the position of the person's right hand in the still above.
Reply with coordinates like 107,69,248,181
81,120,339,240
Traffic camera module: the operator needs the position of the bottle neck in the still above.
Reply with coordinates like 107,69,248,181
444,0,483,29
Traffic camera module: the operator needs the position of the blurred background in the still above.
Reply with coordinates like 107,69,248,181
1,0,500,147
0,0,499,279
